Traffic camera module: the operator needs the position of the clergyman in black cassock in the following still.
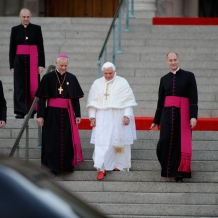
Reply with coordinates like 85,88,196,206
9,8,45,118
36,54,84,174
0,81,7,128
150,52,198,182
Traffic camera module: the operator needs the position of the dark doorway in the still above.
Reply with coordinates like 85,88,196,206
45,0,119,17
199,0,218,17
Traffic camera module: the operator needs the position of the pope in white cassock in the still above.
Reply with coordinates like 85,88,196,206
86,62,137,180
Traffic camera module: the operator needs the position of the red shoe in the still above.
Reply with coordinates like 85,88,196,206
113,168,120,171
97,171,106,180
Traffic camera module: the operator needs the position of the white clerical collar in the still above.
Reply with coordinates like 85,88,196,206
171,68,180,74
103,72,117,83
56,69,66,75
22,24,29,28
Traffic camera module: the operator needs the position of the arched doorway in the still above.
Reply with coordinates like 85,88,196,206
45,0,119,17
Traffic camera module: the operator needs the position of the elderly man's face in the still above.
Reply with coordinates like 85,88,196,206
166,53,179,72
20,9,31,26
103,68,115,81
56,59,68,74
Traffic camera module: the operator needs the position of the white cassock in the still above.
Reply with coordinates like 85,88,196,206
86,74,137,171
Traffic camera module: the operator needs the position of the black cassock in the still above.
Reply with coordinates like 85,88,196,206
9,23,45,115
153,69,198,178
0,81,7,122
36,71,84,173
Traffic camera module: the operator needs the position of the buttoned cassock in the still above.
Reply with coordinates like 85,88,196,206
153,69,198,178
9,23,45,115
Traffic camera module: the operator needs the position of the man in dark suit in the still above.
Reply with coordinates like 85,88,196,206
0,81,7,128
9,8,45,119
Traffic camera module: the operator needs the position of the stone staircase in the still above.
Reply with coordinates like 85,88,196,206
1,17,218,117
1,119,218,217
0,17,218,217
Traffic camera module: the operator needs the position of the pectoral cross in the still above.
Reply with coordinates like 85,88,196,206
104,91,109,100
104,83,109,100
58,86,63,94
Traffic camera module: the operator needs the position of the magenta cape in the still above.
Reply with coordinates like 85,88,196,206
48,98,84,166
164,96,192,173
16,45,38,110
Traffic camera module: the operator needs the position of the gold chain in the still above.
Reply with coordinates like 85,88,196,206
56,71,66,87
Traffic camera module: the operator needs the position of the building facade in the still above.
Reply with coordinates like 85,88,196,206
0,0,217,18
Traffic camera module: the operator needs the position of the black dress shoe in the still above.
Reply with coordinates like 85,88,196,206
175,177,183,183
15,114,24,119
49,170,57,178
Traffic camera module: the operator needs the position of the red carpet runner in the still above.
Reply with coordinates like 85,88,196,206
152,17,218,25
79,117,218,131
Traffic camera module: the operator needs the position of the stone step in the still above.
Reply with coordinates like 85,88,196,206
57,181,218,193
1,17,150,29
4,108,218,118
1,135,218,150
0,17,113,25
2,148,218,162
29,159,218,172
2,123,217,141
3,38,218,49
2,75,218,91
2,87,217,102
98,101,217,112
121,46,218,56
0,30,104,40
150,25,218,33
90,204,218,217
1,73,218,87
56,171,218,183
1,135,218,152
0,37,145,47
109,216,214,218
1,66,218,79
134,69,218,78
2,29,218,42
75,192,217,205
145,39,218,48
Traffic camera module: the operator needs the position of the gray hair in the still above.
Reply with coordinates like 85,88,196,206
56,57,69,63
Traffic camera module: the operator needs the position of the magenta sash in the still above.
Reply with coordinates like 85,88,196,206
48,98,84,166
164,96,192,172
16,45,38,110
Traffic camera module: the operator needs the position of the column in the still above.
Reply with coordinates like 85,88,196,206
23,0,39,16
4,0,21,16
156,0,173,17
134,0,157,18
173,0,183,17
184,0,198,17
0,0,5,16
